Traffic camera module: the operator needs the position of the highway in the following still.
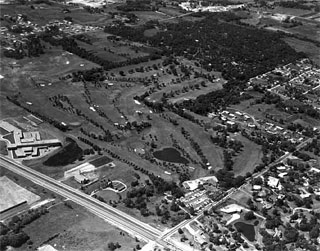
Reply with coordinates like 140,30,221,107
0,137,313,250
0,156,162,243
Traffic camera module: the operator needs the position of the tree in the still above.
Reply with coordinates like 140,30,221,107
309,225,320,239
108,242,117,251
170,200,180,212
0,222,9,235
284,227,299,243
244,210,256,221
253,177,263,185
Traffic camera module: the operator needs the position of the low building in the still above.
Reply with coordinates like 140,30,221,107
74,172,89,184
38,244,59,251
267,176,281,189
220,204,243,214
182,176,218,191
253,185,262,191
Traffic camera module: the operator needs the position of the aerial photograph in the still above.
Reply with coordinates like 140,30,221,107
0,0,319,250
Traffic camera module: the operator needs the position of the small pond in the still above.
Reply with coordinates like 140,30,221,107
234,222,255,242
153,147,189,164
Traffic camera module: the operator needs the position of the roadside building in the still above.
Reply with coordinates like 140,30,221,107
267,176,281,189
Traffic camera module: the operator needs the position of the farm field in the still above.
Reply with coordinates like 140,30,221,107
0,176,40,212
0,141,8,155
0,2,112,26
288,24,320,43
0,166,54,200
270,6,313,17
77,30,151,63
0,48,99,89
283,37,320,66
21,202,139,251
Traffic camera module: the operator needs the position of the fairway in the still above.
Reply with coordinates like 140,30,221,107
232,135,263,176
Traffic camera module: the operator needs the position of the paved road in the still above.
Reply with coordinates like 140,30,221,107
159,11,194,22
0,137,313,250
0,156,162,242
160,137,313,240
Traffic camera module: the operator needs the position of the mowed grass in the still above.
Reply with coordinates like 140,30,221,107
270,6,313,17
229,190,251,207
232,134,263,176
96,189,119,202
132,11,170,24
150,78,224,104
283,37,320,66
0,47,99,84
0,166,50,200
230,97,285,121
0,140,8,155
0,176,40,212
0,97,29,119
76,31,150,63
288,23,320,42
0,3,69,26
164,111,225,172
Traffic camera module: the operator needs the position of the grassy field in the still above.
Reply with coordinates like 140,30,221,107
20,202,139,251
96,189,119,201
0,2,112,26
271,6,313,17
0,176,40,212
148,78,224,104
0,47,99,86
0,166,54,201
288,24,320,43
230,95,290,122
77,31,150,63
132,10,171,25
283,37,320,66
1,48,225,183
0,140,8,155
0,166,139,250
0,97,29,120
232,134,263,176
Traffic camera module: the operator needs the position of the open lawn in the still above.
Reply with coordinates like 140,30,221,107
230,96,288,122
288,24,320,43
271,6,313,17
283,37,320,66
0,176,40,212
148,78,224,104
132,11,171,25
0,166,60,209
0,47,99,86
0,140,8,155
0,97,28,120
76,31,150,63
229,190,251,208
96,189,119,202
232,134,263,176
